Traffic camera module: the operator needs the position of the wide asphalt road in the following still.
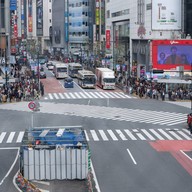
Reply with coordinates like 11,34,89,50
0,90,191,192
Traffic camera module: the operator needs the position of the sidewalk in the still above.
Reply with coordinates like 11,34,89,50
165,101,191,109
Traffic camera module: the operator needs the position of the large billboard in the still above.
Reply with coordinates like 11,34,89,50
36,0,43,36
152,40,192,70
152,0,181,30
28,0,32,32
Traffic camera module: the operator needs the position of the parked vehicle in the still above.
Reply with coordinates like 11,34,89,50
40,71,46,79
47,62,54,70
95,68,115,89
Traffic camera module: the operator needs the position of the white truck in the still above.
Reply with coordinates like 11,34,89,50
95,68,116,89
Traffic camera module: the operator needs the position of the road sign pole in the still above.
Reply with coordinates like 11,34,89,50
31,111,34,128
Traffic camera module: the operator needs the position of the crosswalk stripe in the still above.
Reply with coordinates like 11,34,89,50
158,129,174,140
149,129,165,140
177,130,192,140
58,93,65,99
98,130,108,141
124,129,137,140
79,92,88,98
74,92,82,98
0,129,191,144
119,92,132,98
90,130,99,141
114,92,126,98
83,92,93,98
69,93,76,99
107,130,118,140
64,93,71,99
108,92,120,98
84,130,89,141
7,132,15,143
141,129,155,140
53,93,59,99
166,129,183,140
0,132,6,143
98,92,109,98
48,93,54,100
88,92,98,98
16,131,25,143
94,92,104,98
102,92,114,98
116,130,127,140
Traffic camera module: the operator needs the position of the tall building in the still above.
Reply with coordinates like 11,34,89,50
52,0,94,58
185,0,192,36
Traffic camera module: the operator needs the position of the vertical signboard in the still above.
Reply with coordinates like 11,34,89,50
21,0,25,39
10,0,17,10
152,0,181,30
106,30,110,49
36,0,43,36
28,0,33,32
95,0,100,41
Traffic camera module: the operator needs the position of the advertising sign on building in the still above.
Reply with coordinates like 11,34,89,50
28,0,33,32
10,0,17,11
106,30,110,49
152,0,181,30
36,0,43,36
152,40,192,70
95,0,100,41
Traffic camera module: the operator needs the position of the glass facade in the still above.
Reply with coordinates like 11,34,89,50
185,0,192,35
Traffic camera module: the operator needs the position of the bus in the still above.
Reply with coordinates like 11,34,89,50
68,62,83,77
77,70,96,88
54,63,68,79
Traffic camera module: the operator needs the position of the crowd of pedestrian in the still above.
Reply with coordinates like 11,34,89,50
0,64,44,103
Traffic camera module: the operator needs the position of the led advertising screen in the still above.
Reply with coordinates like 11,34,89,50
152,40,192,70
152,0,181,30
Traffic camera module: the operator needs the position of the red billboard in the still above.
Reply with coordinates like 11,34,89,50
152,40,192,70
106,30,110,49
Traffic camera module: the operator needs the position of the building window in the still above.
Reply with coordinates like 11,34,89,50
49,9,51,13
107,10,110,18
49,19,51,23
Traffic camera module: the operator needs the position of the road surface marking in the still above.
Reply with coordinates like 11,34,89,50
63,93,70,98
98,130,108,141
74,92,82,98
83,92,93,98
149,129,164,140
7,132,15,143
141,129,155,140
53,93,59,99
90,130,99,141
94,92,104,98
58,93,65,99
158,129,174,140
167,129,183,140
124,129,137,140
69,93,76,99
116,130,127,140
48,93,54,100
16,131,25,143
127,149,137,165
79,92,88,98
177,130,192,140
88,92,98,98
0,132,6,143
84,130,89,141
107,130,118,140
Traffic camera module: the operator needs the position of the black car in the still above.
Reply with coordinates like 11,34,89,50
40,71,46,79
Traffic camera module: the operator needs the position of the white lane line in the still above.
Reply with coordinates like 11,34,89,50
98,92,109,98
63,93,70,99
84,130,89,141
102,92,114,98
135,132,146,140
124,129,137,140
127,149,137,165
90,130,99,141
177,130,192,140
141,129,155,140
53,93,59,99
116,130,127,140
0,132,6,143
107,92,119,98
114,92,126,98
58,93,65,99
7,132,15,143
158,129,174,140
0,148,19,186
48,93,54,100
98,130,108,141
180,150,192,161
107,130,118,140
149,129,164,140
119,92,132,98
16,132,25,143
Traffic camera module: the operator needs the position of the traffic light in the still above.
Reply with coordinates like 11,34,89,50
153,69,164,74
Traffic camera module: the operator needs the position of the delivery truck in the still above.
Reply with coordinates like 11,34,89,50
95,68,116,89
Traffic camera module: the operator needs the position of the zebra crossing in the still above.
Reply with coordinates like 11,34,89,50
43,91,135,100
0,129,191,144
